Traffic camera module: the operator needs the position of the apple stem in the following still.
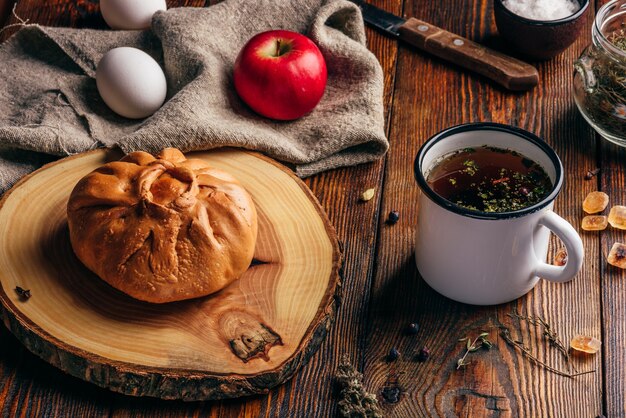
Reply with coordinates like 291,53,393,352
275,39,281,57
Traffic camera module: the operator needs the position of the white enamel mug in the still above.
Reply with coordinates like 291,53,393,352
414,123,584,305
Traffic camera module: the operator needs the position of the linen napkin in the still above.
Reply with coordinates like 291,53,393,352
0,0,387,193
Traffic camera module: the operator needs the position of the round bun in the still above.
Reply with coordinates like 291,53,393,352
67,148,258,303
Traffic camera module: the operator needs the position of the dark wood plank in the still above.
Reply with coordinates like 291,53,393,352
362,0,603,416
214,1,402,416
0,0,207,42
598,142,625,418
0,1,399,417
0,0,15,28
0,1,120,414
105,0,401,415
596,0,623,415
0,326,111,418
0,1,206,417
597,19,626,411
1,0,612,416
1,0,102,42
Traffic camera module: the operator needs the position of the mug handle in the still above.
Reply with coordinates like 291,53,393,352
534,210,584,283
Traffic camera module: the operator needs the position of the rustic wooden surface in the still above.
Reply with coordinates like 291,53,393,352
0,148,341,400
0,0,620,417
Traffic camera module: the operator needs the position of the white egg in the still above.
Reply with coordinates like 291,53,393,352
100,0,166,30
96,47,167,119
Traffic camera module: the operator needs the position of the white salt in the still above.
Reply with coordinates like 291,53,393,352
502,0,580,21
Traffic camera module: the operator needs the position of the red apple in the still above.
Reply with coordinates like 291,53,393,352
233,30,327,121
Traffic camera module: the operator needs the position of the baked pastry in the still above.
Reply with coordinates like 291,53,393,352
67,148,258,303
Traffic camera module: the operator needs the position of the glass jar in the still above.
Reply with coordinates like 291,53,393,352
573,0,626,146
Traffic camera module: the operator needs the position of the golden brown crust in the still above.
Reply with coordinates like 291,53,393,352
67,148,258,303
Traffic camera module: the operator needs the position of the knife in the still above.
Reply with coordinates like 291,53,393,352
351,0,539,91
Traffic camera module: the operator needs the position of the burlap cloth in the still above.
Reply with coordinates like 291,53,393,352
0,0,387,194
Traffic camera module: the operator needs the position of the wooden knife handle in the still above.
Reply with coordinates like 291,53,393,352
398,18,539,91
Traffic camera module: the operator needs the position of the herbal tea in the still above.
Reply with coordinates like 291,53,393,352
426,146,552,212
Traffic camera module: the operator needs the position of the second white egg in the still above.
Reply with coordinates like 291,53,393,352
100,0,166,30
96,47,167,119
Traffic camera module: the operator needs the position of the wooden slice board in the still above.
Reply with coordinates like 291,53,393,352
0,148,341,401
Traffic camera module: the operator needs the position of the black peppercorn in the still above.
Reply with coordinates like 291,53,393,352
416,347,430,362
381,386,401,404
14,286,31,300
387,347,400,362
585,168,601,180
405,323,419,335
387,211,400,224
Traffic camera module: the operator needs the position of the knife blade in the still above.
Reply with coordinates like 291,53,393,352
351,0,539,91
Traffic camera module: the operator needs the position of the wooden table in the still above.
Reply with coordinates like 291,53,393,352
0,0,622,417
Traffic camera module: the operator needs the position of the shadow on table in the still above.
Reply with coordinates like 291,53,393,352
365,255,518,415
0,326,113,415
367,253,492,332
0,325,269,414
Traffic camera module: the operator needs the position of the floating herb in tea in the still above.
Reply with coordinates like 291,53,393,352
427,146,552,213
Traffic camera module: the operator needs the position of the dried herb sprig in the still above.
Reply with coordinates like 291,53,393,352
334,355,383,418
507,311,570,363
456,332,492,369
613,29,626,50
576,29,626,138
499,327,595,378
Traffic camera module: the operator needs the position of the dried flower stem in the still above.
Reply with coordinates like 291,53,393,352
456,332,491,369
507,311,570,364
457,337,479,369
499,327,595,378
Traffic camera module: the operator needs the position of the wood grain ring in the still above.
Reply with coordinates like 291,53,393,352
0,148,342,400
